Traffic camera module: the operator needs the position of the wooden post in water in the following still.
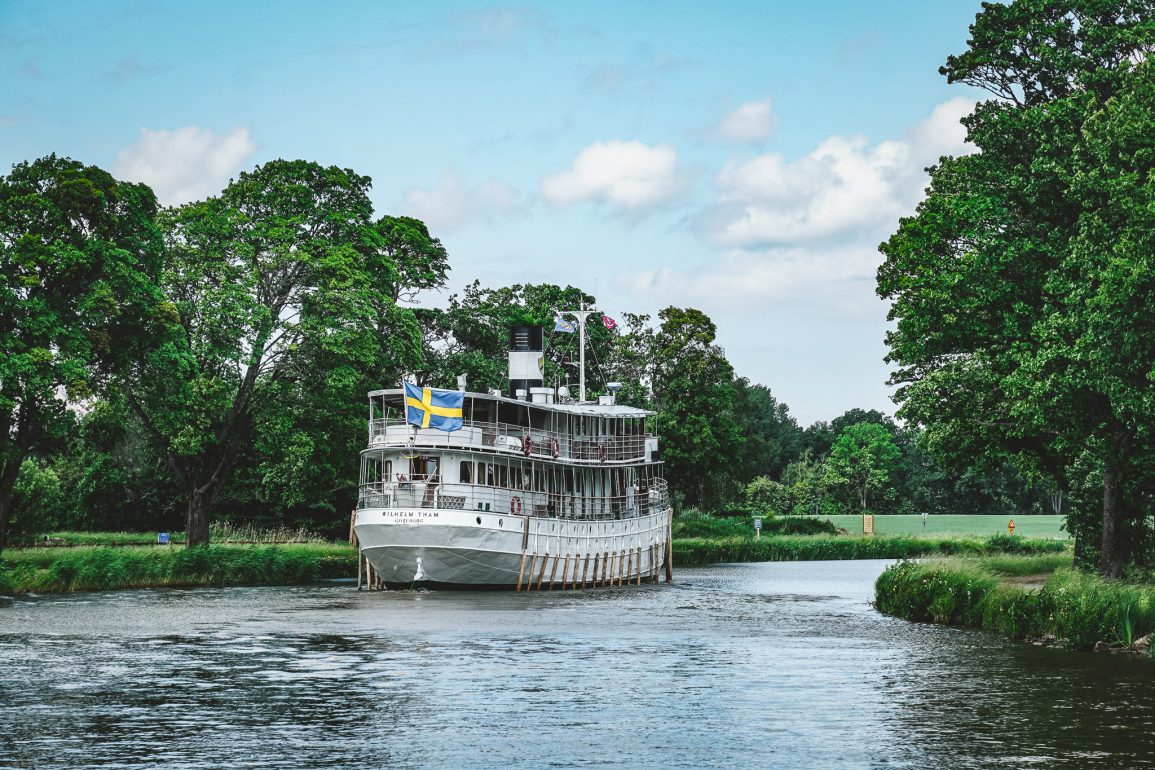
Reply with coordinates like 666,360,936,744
536,552,549,590
516,517,532,592
525,553,538,592
664,513,674,583
625,548,634,586
582,553,591,588
549,553,561,589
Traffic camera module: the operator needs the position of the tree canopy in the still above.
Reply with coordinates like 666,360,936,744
0,155,164,552
878,0,1155,576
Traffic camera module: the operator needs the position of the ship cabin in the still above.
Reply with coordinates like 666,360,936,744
358,387,668,521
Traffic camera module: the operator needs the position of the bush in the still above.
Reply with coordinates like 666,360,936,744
875,558,1155,651
0,543,357,594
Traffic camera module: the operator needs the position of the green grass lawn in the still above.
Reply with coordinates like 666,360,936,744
823,514,1068,539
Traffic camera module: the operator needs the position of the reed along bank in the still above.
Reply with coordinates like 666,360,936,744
875,557,1155,652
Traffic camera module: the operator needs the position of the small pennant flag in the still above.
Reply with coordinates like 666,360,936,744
554,317,576,333
602,314,618,331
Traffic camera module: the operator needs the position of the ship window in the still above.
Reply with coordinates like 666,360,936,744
486,463,495,486
460,461,473,484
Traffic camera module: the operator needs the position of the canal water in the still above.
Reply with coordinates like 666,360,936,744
3,560,1155,769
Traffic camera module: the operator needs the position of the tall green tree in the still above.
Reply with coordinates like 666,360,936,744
823,422,901,512
731,378,802,483
0,156,164,552
877,0,1155,576
122,159,409,546
650,307,743,509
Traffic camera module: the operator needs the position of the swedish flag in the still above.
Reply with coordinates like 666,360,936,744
404,382,464,432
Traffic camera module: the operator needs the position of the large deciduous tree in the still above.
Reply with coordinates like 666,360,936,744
877,0,1155,576
823,422,901,512
123,159,416,547
650,307,743,509
0,155,164,552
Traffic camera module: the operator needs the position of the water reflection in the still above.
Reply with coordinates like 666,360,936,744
2,561,1154,768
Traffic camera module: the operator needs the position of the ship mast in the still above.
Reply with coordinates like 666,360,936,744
562,304,596,402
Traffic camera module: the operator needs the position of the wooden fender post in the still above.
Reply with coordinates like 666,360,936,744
664,512,674,583
536,552,550,590
516,516,532,592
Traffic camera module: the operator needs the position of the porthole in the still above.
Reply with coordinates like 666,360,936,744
499,518,504,527
476,516,482,525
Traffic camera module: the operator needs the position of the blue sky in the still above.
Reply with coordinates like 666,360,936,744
0,0,987,425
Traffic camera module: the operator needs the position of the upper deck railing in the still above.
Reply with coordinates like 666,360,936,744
357,477,669,520
368,417,652,464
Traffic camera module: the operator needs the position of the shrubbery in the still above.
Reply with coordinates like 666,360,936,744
673,533,1066,566
876,558,1155,651
0,544,356,594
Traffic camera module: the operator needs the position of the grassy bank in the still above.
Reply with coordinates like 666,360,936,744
0,543,356,595
673,533,1068,566
875,557,1155,651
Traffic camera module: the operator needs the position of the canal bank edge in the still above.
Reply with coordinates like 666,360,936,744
2,533,1069,595
875,558,1155,654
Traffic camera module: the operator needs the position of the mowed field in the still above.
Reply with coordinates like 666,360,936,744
822,514,1068,539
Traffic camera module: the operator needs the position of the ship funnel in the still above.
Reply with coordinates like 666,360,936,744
508,325,544,396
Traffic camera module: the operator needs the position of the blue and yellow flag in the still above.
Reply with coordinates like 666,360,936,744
404,382,464,432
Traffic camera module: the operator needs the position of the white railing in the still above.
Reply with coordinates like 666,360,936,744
358,478,670,520
369,418,650,463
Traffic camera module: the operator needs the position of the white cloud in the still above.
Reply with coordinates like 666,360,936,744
715,98,776,143
620,243,879,318
540,140,682,213
399,170,520,231
705,97,975,248
113,126,257,205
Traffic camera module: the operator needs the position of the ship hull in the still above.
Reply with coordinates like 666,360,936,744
354,507,672,589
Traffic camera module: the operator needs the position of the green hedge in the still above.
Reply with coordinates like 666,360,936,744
0,543,357,594
673,534,1068,566
875,559,1155,651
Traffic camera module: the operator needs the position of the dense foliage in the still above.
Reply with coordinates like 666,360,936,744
876,558,1155,651
877,0,1155,577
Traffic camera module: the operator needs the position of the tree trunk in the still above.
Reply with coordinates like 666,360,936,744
0,493,10,556
185,483,217,548
1099,459,1126,579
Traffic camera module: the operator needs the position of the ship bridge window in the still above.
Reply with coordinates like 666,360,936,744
460,461,473,484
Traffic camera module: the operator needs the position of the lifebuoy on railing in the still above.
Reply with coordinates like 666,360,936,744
599,443,608,463
522,434,533,457
551,437,560,459
511,496,522,515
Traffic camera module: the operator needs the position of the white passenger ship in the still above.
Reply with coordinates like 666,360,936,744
352,318,672,589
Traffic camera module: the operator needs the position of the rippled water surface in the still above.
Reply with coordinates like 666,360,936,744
3,560,1155,769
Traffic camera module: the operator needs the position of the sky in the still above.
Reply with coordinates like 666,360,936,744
0,0,988,426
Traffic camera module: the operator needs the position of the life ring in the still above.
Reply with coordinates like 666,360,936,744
551,437,560,459
511,496,522,515
522,434,533,457
599,443,608,463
